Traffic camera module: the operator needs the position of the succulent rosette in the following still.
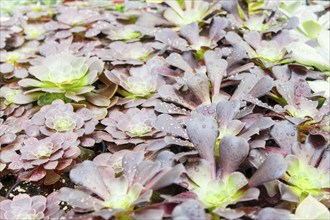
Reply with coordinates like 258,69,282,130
0,41,39,79
96,41,155,65
163,0,220,26
0,85,38,117
0,117,25,147
25,99,98,147
9,132,80,184
105,56,166,101
0,192,63,220
183,113,287,216
17,52,107,106
279,135,330,202
104,24,143,41
57,156,183,219
155,18,228,55
97,107,162,146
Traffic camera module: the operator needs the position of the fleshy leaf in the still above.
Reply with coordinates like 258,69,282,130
295,195,330,220
219,136,249,178
186,114,218,177
153,114,188,138
204,50,227,96
186,73,211,104
166,53,193,73
270,121,297,154
249,153,287,187
69,161,110,200
186,159,212,188
286,42,330,71
257,208,293,220
216,100,240,129
172,200,206,220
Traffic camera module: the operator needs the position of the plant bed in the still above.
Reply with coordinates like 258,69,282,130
0,0,329,219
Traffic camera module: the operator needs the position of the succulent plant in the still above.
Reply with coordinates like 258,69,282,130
279,135,329,202
97,107,162,146
96,42,154,65
163,0,220,26
17,52,108,106
9,132,80,184
105,56,165,99
26,100,98,147
57,157,184,218
0,192,63,220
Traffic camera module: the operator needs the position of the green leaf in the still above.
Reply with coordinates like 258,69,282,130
302,20,322,39
286,42,330,72
295,195,330,220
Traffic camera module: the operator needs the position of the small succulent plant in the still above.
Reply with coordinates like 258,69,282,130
9,132,80,184
26,100,98,147
17,52,107,106
163,0,220,26
0,192,63,220
98,107,161,145
279,135,329,202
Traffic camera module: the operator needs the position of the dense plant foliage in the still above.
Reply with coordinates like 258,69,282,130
0,0,329,219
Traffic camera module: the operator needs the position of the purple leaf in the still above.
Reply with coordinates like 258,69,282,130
153,114,188,138
180,23,199,44
186,73,211,104
219,136,249,178
158,85,198,110
146,164,185,190
216,100,240,129
249,153,287,187
122,151,145,184
231,73,257,100
69,161,110,200
154,102,190,115
248,76,273,98
209,17,228,42
186,114,218,177
204,50,227,96
166,53,193,73
172,200,206,220
270,121,297,154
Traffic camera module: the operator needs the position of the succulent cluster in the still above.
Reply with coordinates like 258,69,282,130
0,0,329,219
